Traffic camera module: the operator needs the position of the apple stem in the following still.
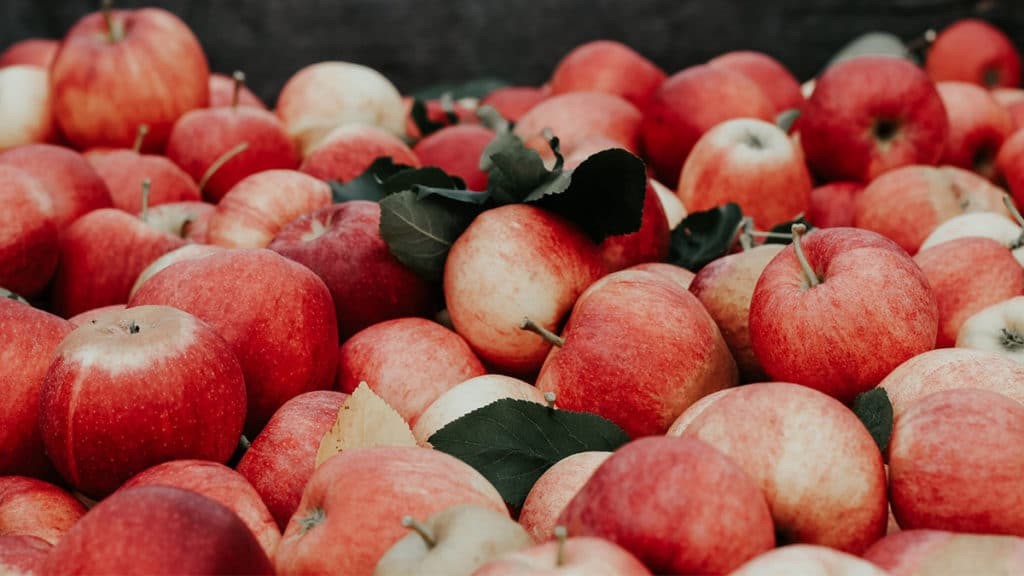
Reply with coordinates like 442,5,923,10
554,526,568,567
133,124,149,154
197,142,249,193
401,515,437,549
1004,194,1024,228
140,179,151,224
231,71,246,109
746,230,794,241
543,128,564,173
791,223,820,287
101,0,122,43
544,391,556,410
519,317,564,347
906,28,937,54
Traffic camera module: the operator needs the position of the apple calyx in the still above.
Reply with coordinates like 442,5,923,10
791,223,820,287
140,178,151,223
198,142,250,193
553,526,568,567
1000,328,1024,351
519,317,564,347
401,515,437,549
232,70,246,109
101,0,124,43
133,124,150,153
296,507,325,536
127,320,140,334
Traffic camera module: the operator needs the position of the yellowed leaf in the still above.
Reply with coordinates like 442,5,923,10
315,382,417,467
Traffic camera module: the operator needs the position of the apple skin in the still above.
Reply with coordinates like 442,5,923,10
275,446,506,576
414,375,547,444
412,124,494,191
276,61,407,156
41,485,273,575
956,296,1024,361
627,261,694,290
640,64,775,184
50,207,186,317
208,72,268,109
140,200,216,245
889,388,1024,536
558,437,774,575
130,244,223,300
0,164,58,298
996,128,1024,208
796,56,948,183
0,39,58,69
0,534,51,576
269,201,437,341
598,180,671,272
807,182,863,228
85,149,202,212
707,50,804,114
919,212,1024,264
935,82,1013,178
128,248,339,435
854,165,1010,255
668,382,888,553
120,459,281,560
913,236,1023,347
443,204,605,377
677,117,811,229
206,169,331,249
548,40,666,108
536,269,738,437
0,66,57,151
300,123,421,182
50,7,208,152
926,19,1021,88
729,544,888,576
471,536,652,576
38,305,247,499
863,530,1024,576
514,92,642,164
479,86,546,123
236,390,347,530
165,106,300,203
649,178,686,228
336,317,487,426
690,244,784,382
749,227,939,404
517,451,612,543
0,144,113,230
0,476,86,545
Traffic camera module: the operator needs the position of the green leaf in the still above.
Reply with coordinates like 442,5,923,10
379,190,483,282
776,108,800,133
329,157,415,203
480,131,552,205
668,203,744,271
763,215,814,245
852,388,894,453
412,77,510,101
0,288,28,305
825,32,912,70
382,166,466,196
415,185,491,205
429,399,631,508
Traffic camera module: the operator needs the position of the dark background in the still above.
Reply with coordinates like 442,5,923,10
3,0,1022,105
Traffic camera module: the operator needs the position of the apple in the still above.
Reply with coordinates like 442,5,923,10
0,66,56,151
0,535,51,576
67,304,126,328
85,144,202,213
120,459,281,560
513,92,642,165
935,81,1013,178
558,436,774,574
668,382,888,553
707,50,804,114
996,128,1024,207
0,476,86,545
517,451,611,543
414,375,547,444
627,261,694,290
598,180,671,272
749,226,939,404
41,485,273,575
300,123,420,182
479,86,545,123
0,164,58,298
413,124,495,191
913,236,1023,347
374,504,534,576
139,200,216,244
268,201,437,341
274,446,506,576
729,544,889,576
957,296,1024,362
863,530,1024,575
994,87,1024,128
919,211,1024,264
128,248,339,434
471,534,652,576
50,5,208,151
276,61,406,156
235,390,348,529
926,19,1021,88
130,244,222,300
0,38,58,69
547,40,666,108
444,204,605,377
640,64,775,184
402,96,480,140
677,117,811,229
807,182,863,228
535,269,737,437
796,56,948,183
889,388,1024,536
209,72,267,109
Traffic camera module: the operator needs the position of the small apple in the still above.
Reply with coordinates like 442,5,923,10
935,81,1013,178
926,19,1021,88
208,72,267,109
807,182,863,228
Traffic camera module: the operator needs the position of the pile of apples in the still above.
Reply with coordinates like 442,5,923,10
4,2,1024,574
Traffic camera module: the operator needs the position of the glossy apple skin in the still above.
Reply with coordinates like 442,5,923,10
913,236,1023,347
518,451,611,543
38,305,246,498
669,382,887,553
236,390,347,530
415,374,546,444
0,144,113,230
0,534,51,575
935,82,1013,178
275,446,506,576
996,129,1024,207
0,39,58,69
444,204,605,377
479,86,545,123
0,476,86,545
863,530,1024,576
730,544,888,576
129,248,339,434
208,72,268,109
807,182,863,228
300,123,420,183
536,269,737,437
558,437,774,575
514,92,642,164
889,388,1024,536
86,149,202,212
640,64,775,184
796,56,948,183
548,40,666,108
707,50,804,113
120,460,281,560
269,201,436,341
749,228,939,404
956,296,1024,361
41,485,273,575
472,537,653,576
412,124,494,191
926,19,1021,88
0,164,58,297
0,66,56,151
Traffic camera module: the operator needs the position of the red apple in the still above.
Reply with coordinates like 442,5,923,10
926,19,1021,88
300,123,420,182
548,40,666,108
730,544,889,576
863,530,1024,575
518,451,611,543
627,261,694,290
479,86,545,123
0,164,58,298
796,56,948,183
996,128,1024,208
472,536,652,576
596,180,671,272
130,244,222,300
67,303,126,328
0,66,56,151
935,81,1013,178
993,87,1024,128
401,96,479,140
0,39,58,69
140,200,216,244
208,72,267,110
956,296,1024,361
412,124,494,191
414,374,546,444
514,92,642,164
807,182,863,228
86,147,202,212
707,50,803,114
0,535,51,576
749,227,939,404
0,476,86,545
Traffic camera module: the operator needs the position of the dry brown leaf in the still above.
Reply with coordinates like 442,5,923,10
315,381,417,467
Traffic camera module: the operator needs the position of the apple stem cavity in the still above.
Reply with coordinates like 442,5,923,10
127,320,140,334
791,223,820,287
231,70,246,109
296,507,325,536
140,178,151,224
133,124,149,154
519,317,564,347
198,142,250,193
401,515,437,548
101,0,123,43
1001,328,1024,351
545,391,557,410
554,526,568,567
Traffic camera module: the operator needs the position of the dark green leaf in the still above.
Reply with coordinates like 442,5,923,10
764,215,814,245
668,203,744,271
480,131,552,205
825,32,911,70
412,77,510,101
329,157,414,203
852,388,894,453
429,399,631,508
382,166,465,196
379,190,483,282
0,288,28,305
776,108,800,133
410,98,449,138
415,185,491,205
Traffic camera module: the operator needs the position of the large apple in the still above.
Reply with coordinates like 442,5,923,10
707,50,804,113
547,40,665,108
414,375,546,444
863,529,1024,575
0,66,56,151
935,81,1013,178
926,19,1021,88
0,164,58,298
956,296,1024,362
471,535,652,576
0,476,85,545
517,451,611,543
